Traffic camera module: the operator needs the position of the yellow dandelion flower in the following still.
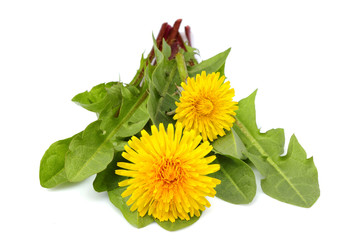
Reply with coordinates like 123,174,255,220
116,123,220,223
173,71,238,141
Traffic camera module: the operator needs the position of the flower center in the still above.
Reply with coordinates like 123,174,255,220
195,98,214,116
158,159,183,184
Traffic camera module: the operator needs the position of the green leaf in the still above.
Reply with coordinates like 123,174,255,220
155,216,200,231
187,48,231,77
110,87,149,138
72,82,119,113
210,155,256,204
147,44,181,127
100,84,149,138
129,53,147,86
161,38,171,59
212,128,247,160
108,187,154,228
233,90,320,207
93,152,127,192
65,121,115,182
183,44,199,65
65,84,149,182
39,132,81,188
112,139,128,152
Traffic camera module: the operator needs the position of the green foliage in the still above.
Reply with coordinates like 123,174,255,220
65,120,115,182
72,82,120,114
112,139,128,152
39,132,80,188
210,155,256,204
93,152,127,192
233,90,320,207
147,41,181,127
101,85,149,138
66,83,149,183
39,31,320,231
108,187,154,228
212,128,247,160
183,44,199,65
129,53,147,86
187,48,230,77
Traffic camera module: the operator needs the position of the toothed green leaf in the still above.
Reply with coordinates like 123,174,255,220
233,90,320,207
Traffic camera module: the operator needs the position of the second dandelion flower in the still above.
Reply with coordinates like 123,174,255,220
174,71,238,141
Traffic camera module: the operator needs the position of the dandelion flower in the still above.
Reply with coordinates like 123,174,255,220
116,123,221,222
173,71,238,141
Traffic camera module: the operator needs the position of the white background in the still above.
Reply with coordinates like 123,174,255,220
1,0,358,239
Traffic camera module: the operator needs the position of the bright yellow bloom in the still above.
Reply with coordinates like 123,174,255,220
173,71,238,141
116,123,221,222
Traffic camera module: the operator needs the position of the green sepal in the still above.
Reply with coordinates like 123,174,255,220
210,155,256,204
108,187,154,228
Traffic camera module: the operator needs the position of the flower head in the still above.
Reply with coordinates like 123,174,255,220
116,123,220,222
173,71,238,141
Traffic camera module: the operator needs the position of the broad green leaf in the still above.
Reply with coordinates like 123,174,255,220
72,82,119,113
39,132,80,188
233,90,320,207
66,84,149,182
108,187,154,228
187,48,231,77
155,216,200,231
212,128,247,160
93,152,127,192
65,121,115,182
210,155,256,204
